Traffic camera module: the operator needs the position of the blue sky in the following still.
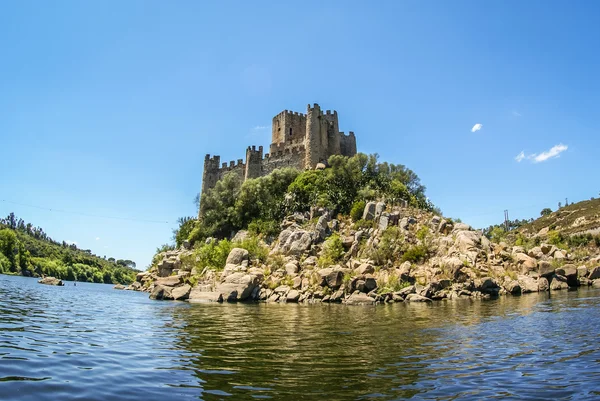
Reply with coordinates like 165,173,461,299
1,1,599,268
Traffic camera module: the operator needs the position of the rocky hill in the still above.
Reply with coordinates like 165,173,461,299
127,200,600,305
518,198,600,238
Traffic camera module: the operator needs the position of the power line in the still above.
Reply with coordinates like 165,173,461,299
0,199,173,225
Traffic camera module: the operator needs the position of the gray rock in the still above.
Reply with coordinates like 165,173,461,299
285,262,299,276
216,273,259,302
518,275,538,293
364,276,377,292
318,268,343,289
538,261,554,277
541,244,557,255
378,213,390,231
538,277,550,292
226,248,249,266
355,263,375,275
405,294,432,302
315,214,330,241
592,279,600,289
588,266,600,280
188,289,223,303
345,293,376,305
363,202,377,221
550,275,569,291
113,284,125,290
577,266,588,278
38,277,64,286
286,290,301,302
150,285,173,300
155,275,183,287
171,284,191,300
505,280,521,295
453,223,472,231
375,201,386,218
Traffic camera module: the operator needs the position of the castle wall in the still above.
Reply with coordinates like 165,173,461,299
340,131,357,157
261,146,305,175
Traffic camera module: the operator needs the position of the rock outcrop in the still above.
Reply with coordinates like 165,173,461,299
38,277,64,286
133,201,600,306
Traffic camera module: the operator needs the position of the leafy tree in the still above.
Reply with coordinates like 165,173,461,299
540,208,552,217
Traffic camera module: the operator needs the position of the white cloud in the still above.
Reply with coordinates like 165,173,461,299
531,144,568,163
515,151,525,162
252,125,268,130
95,237,100,241
512,111,522,117
65,240,77,245
516,144,568,163
471,123,483,133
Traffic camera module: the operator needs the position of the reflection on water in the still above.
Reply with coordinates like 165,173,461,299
1,275,600,400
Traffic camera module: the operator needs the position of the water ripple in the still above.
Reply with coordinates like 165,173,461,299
1,275,600,400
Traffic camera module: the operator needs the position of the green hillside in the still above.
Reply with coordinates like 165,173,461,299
0,213,137,284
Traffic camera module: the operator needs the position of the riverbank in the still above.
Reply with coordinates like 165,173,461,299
129,203,600,305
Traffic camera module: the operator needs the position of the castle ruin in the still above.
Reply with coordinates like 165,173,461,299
200,103,357,215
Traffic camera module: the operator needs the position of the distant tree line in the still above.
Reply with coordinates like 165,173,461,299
0,213,137,284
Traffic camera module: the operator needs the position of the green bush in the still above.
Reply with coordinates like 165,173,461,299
235,236,269,263
595,235,600,247
369,226,403,265
401,245,428,263
318,233,345,267
567,234,593,248
350,201,366,222
416,226,430,243
548,230,564,246
247,219,280,238
195,239,232,271
353,219,374,231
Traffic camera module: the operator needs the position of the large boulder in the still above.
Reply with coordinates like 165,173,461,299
315,214,330,241
345,293,376,305
38,277,64,286
286,289,301,302
156,275,183,287
515,253,537,272
550,275,569,291
215,273,260,302
318,268,344,289
363,202,377,221
538,261,554,277
538,277,550,292
527,246,544,259
226,248,249,266
505,280,521,295
150,285,173,300
355,263,375,275
541,244,557,256
188,288,223,303
157,254,181,277
588,266,600,280
518,275,538,293
405,294,432,302
171,284,192,301
276,229,314,255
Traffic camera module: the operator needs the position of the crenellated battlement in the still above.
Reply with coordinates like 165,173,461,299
199,102,358,215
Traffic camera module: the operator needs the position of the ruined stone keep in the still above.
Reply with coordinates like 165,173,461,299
200,103,358,210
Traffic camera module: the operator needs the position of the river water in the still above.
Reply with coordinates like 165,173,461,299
1,275,600,400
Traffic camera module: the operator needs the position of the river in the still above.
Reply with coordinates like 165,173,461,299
1,275,600,400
